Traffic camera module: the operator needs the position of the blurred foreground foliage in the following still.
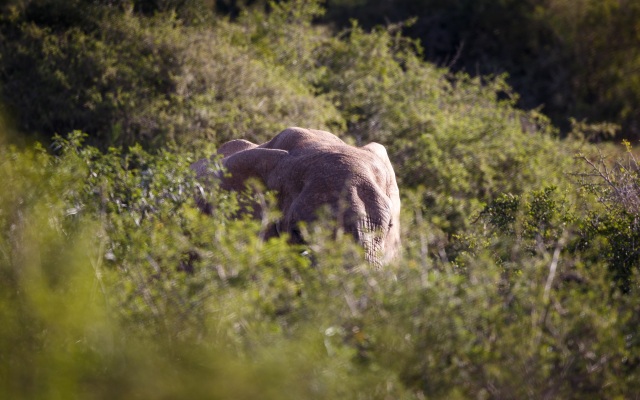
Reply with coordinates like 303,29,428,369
1,0,640,398
2,124,640,399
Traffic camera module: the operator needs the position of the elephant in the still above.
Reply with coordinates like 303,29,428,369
192,127,401,266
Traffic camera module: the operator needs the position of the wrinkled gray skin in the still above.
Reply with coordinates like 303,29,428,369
192,127,401,266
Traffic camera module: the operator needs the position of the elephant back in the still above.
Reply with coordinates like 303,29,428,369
261,127,345,152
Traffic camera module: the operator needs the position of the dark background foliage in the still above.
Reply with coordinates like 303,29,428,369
3,0,638,143
324,0,640,139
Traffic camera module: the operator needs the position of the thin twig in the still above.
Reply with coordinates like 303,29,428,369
533,231,566,350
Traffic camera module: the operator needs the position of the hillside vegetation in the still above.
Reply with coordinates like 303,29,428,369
1,0,639,398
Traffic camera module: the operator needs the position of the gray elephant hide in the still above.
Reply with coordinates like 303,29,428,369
192,127,401,266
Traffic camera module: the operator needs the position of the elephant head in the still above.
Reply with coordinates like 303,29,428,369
193,127,401,266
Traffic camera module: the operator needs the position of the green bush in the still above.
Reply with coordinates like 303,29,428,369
0,2,343,148
323,0,640,139
306,21,576,242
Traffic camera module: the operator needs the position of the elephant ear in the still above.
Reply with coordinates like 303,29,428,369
190,158,212,178
191,139,259,179
218,139,258,158
221,148,288,191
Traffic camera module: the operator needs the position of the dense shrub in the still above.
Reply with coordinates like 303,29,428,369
309,22,576,243
0,1,342,148
323,0,640,139
572,144,640,291
0,0,578,238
